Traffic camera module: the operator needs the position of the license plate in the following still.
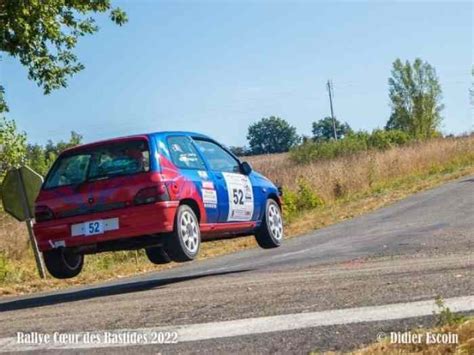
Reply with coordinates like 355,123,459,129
71,218,119,237
84,220,104,236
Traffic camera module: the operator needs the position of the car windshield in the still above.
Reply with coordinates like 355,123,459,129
43,140,150,189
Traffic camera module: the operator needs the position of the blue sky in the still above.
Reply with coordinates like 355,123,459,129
2,0,473,147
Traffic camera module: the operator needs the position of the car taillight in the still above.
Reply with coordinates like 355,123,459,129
35,205,55,222
134,185,170,205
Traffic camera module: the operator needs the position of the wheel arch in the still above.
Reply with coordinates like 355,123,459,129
257,192,282,224
179,198,201,222
267,192,282,208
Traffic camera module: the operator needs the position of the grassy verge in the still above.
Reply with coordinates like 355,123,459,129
352,299,473,355
313,318,474,355
1,163,472,296
284,164,473,236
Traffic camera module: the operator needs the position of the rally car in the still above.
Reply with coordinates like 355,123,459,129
33,132,284,278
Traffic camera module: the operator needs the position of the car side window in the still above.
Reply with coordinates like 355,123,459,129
194,139,240,173
167,136,206,170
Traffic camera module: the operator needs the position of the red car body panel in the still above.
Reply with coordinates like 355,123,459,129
34,201,178,251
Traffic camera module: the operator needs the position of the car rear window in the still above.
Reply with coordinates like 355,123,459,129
43,140,150,189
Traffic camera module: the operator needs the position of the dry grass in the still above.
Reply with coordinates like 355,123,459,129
284,164,474,237
0,136,473,295
247,136,474,202
0,213,29,260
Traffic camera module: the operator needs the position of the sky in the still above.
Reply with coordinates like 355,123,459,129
2,0,473,147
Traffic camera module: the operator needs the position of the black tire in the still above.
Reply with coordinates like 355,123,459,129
43,249,84,279
255,199,284,249
145,246,171,265
163,205,201,262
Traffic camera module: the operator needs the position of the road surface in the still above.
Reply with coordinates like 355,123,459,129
0,176,473,353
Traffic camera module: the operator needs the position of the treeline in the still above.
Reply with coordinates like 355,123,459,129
231,58,449,161
0,118,83,179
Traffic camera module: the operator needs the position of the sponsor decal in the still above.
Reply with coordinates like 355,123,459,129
201,180,217,208
202,181,214,190
198,170,209,179
202,189,217,209
222,172,254,221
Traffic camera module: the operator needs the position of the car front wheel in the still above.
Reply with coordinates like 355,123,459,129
43,249,84,279
255,199,284,249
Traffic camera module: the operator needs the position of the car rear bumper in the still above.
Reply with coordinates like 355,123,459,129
33,201,179,252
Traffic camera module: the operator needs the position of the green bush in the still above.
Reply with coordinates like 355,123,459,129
368,129,411,150
290,135,367,163
282,188,298,219
435,296,466,326
296,178,324,209
385,129,412,145
282,179,324,219
290,129,412,164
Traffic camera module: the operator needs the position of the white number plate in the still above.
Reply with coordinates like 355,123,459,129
222,172,254,222
84,220,104,236
71,218,119,237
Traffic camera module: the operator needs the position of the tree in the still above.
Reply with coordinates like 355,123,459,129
385,58,444,138
27,131,83,175
0,85,7,114
229,146,251,157
312,117,352,141
44,131,83,157
247,116,300,154
0,117,27,179
0,0,127,113
26,144,52,177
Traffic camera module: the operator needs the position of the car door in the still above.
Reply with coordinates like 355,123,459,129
192,138,256,223
166,135,219,223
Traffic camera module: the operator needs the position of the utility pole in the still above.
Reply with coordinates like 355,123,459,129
327,80,337,140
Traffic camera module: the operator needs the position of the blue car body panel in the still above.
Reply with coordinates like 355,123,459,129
147,131,280,229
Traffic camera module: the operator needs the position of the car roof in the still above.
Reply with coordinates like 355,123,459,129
62,131,213,154
151,131,212,140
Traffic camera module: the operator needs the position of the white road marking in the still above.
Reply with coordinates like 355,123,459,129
0,295,472,352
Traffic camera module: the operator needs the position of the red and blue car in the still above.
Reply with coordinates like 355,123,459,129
33,132,284,278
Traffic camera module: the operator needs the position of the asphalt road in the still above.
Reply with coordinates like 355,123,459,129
0,176,473,353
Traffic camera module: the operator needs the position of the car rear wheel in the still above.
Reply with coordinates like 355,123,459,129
255,199,284,249
145,246,171,264
43,249,84,279
164,205,201,262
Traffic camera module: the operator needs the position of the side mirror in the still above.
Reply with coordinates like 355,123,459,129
241,161,253,175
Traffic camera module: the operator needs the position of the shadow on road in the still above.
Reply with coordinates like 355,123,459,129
0,269,251,312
